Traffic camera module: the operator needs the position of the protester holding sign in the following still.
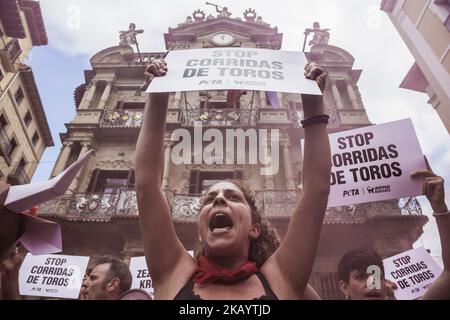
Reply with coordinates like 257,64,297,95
135,58,331,299
337,162,450,300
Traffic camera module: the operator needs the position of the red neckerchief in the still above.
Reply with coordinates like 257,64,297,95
194,255,258,285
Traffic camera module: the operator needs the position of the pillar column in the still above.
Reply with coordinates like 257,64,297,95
281,139,296,190
67,142,91,194
162,141,173,190
331,80,344,109
50,141,73,178
259,91,267,108
173,92,182,108
261,141,274,190
98,80,113,109
346,80,361,109
79,80,97,109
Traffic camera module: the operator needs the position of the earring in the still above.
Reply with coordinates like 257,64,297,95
345,295,350,300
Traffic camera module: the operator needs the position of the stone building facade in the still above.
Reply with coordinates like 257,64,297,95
381,0,450,134
38,7,426,299
0,0,54,185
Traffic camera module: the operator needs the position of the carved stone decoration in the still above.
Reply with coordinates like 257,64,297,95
259,190,299,217
181,109,257,127
68,193,118,221
170,194,200,221
243,8,257,22
101,110,144,128
96,160,133,169
306,22,330,47
37,190,422,223
193,9,205,21
116,189,138,216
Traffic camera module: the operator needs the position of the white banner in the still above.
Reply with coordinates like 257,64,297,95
129,256,154,297
301,118,426,207
383,247,443,300
19,253,89,299
147,47,322,95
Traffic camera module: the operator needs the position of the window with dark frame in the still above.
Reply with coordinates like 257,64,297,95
116,101,145,110
15,158,26,176
24,111,32,127
189,170,243,194
0,114,7,131
32,132,39,146
88,169,135,193
14,87,24,105
6,137,17,158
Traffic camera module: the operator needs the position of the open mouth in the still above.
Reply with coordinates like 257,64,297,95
209,212,234,232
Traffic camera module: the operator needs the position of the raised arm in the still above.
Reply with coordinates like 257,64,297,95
262,63,331,298
412,161,450,300
135,60,195,296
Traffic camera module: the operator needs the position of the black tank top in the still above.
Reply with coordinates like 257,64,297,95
173,272,279,300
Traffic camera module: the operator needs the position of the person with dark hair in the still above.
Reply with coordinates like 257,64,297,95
338,248,388,300
135,59,331,299
82,255,132,300
338,162,450,300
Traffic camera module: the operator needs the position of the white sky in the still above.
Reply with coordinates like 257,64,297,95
34,0,450,264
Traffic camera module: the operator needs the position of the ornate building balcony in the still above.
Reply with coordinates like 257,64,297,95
99,109,180,128
0,38,22,72
37,187,423,223
180,109,258,127
100,109,144,128
98,107,319,129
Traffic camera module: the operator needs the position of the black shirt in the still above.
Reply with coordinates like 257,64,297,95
173,272,279,300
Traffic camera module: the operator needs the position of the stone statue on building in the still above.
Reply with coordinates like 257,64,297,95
306,22,330,47
306,22,330,46
206,2,232,18
119,23,144,47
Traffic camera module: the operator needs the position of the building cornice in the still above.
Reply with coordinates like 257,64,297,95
19,65,54,146
19,0,48,46
0,0,26,38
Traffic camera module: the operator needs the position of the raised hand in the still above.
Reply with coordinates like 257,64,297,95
411,157,447,214
304,62,326,93
144,58,168,83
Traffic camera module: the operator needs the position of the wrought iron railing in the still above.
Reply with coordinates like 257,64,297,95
180,109,258,127
5,39,21,62
100,110,144,128
37,187,423,222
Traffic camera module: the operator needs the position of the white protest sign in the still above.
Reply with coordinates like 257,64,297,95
147,47,321,95
301,118,426,207
383,247,443,300
19,253,89,299
129,256,154,297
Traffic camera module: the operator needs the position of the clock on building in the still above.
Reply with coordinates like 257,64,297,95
210,32,235,46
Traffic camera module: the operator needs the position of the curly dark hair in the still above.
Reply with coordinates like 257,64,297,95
194,180,280,268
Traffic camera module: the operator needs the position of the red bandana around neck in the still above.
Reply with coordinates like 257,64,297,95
194,255,258,285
